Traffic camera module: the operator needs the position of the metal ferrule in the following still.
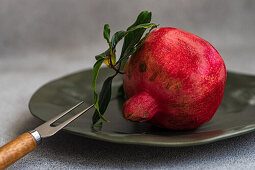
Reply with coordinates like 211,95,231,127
29,130,42,144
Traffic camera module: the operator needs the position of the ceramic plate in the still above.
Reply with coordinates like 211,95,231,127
29,68,255,147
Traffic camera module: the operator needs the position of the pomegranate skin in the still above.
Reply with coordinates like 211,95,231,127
123,27,227,130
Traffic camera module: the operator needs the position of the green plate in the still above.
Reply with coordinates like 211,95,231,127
29,68,255,147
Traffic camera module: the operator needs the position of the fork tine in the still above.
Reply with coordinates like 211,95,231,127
46,101,84,125
56,104,94,130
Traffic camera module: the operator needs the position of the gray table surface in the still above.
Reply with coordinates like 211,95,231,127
1,0,255,169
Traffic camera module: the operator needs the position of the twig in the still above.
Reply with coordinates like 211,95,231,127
109,53,125,74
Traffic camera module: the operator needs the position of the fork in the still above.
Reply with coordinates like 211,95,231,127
0,101,94,169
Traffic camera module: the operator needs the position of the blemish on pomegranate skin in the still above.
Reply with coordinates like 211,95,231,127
166,82,171,89
168,103,186,108
142,112,149,118
126,105,141,119
174,82,182,89
162,75,169,82
139,62,147,72
149,72,158,81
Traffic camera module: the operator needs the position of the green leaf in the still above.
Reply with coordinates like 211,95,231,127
109,23,157,67
103,24,111,44
120,24,158,68
95,48,116,67
93,76,114,124
129,25,157,57
120,11,152,58
92,59,109,122
111,30,126,49
111,23,157,50
92,59,104,89
127,23,157,32
95,48,110,60
118,11,154,70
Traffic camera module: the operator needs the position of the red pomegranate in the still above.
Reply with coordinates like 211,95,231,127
122,27,227,130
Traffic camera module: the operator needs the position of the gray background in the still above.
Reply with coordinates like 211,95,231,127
0,0,255,169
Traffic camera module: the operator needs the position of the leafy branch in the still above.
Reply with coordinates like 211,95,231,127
92,10,158,125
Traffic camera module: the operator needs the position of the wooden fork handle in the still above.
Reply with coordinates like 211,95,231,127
0,133,37,169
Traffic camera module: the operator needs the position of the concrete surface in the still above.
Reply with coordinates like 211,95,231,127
0,0,255,169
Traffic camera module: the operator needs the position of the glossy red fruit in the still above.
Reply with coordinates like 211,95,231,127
123,27,227,130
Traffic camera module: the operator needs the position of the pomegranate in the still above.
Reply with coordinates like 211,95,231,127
123,27,226,130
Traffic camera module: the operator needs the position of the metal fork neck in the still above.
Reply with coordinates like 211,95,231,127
29,130,42,144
